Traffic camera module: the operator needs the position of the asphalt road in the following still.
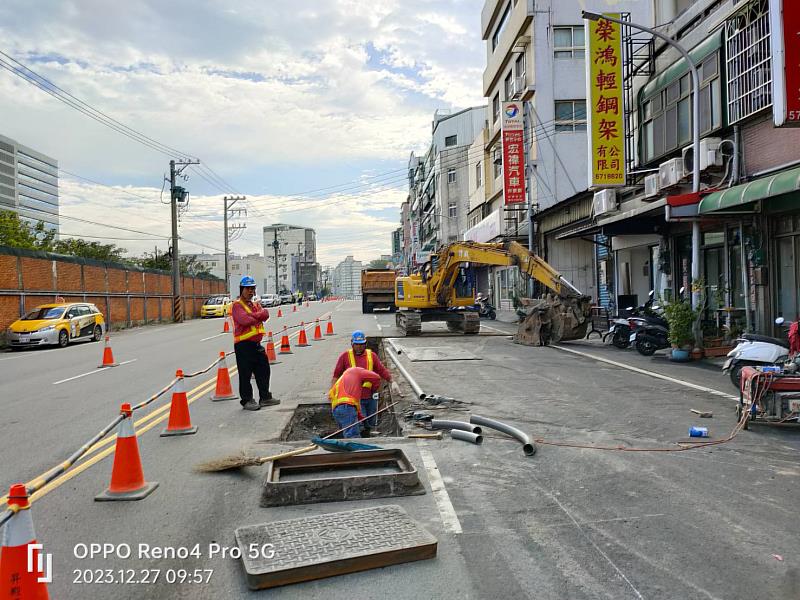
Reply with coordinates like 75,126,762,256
1,302,798,599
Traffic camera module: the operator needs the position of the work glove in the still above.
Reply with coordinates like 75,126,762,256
390,381,402,397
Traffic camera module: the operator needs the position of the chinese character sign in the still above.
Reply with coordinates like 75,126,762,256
501,101,526,205
587,14,625,186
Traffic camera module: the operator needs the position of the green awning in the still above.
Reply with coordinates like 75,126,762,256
699,166,800,214
639,31,723,101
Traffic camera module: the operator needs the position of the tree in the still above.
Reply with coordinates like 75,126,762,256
0,210,55,250
367,258,391,269
136,251,212,275
51,238,127,262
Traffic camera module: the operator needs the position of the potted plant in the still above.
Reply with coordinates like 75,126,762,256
664,298,696,362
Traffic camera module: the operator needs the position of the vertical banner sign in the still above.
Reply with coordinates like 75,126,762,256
501,101,526,205
587,14,625,186
770,0,800,127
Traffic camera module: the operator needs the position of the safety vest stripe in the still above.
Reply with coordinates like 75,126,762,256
233,299,265,344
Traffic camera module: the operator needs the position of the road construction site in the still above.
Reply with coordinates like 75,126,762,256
1,300,799,599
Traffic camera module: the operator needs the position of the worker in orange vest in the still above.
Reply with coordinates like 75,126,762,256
331,330,396,436
231,276,279,411
328,366,381,438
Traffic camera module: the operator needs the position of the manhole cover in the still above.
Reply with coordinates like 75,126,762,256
235,504,437,590
261,448,425,507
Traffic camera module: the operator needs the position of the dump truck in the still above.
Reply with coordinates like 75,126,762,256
361,269,397,313
394,241,592,344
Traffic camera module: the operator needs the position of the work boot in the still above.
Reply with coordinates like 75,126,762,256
259,397,280,407
361,427,371,438
242,400,260,411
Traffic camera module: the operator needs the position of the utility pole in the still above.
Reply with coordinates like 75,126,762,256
270,229,281,295
168,158,199,323
223,195,247,294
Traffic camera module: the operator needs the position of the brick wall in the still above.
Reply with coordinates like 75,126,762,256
743,115,800,175
0,246,225,337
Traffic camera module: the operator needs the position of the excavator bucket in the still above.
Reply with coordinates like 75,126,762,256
514,294,592,346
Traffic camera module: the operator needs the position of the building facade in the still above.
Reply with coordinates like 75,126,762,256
262,223,318,294
192,252,269,295
331,255,362,298
0,134,59,232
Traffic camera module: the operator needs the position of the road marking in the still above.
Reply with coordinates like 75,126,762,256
201,332,228,342
481,324,511,335
552,345,738,401
0,343,96,363
52,359,138,385
417,443,462,534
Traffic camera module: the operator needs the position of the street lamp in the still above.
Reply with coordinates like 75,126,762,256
582,11,702,310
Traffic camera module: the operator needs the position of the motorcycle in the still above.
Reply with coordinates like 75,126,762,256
605,291,667,349
633,305,669,356
723,317,792,388
475,294,497,320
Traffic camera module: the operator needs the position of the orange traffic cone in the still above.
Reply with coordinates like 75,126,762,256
0,484,50,599
223,318,230,333
98,335,119,368
325,316,335,336
297,322,310,347
313,319,324,341
265,332,279,364
279,327,293,354
95,404,159,501
161,370,198,437
210,352,237,402
277,308,283,318
292,304,297,313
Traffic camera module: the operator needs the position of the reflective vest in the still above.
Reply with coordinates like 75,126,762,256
233,299,265,344
347,349,375,389
328,376,362,417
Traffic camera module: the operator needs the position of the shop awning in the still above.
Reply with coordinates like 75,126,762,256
699,165,800,214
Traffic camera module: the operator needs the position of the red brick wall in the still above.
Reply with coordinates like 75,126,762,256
743,115,800,175
20,258,53,291
130,298,145,322
0,297,19,328
109,297,128,325
55,262,82,292
84,266,106,293
0,256,19,289
146,298,159,322
107,268,127,294
129,271,144,293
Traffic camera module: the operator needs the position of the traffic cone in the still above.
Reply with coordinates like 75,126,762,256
210,352,238,402
223,318,230,333
0,484,50,599
297,322,310,347
313,319,324,341
279,327,293,354
95,404,158,501
277,308,283,318
292,304,297,313
325,316,335,336
265,332,279,364
161,370,198,437
97,335,119,368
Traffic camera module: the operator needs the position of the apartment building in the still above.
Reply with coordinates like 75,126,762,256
192,252,269,294
0,133,59,232
262,223,318,294
331,255,363,298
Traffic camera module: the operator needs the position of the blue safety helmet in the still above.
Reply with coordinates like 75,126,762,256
351,330,366,345
239,275,256,287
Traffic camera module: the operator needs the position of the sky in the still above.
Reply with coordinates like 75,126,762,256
0,0,485,266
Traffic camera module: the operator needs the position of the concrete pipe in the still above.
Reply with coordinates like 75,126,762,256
469,414,536,456
450,429,483,445
430,419,482,435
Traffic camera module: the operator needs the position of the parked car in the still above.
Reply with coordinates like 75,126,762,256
307,293,318,301
279,293,295,305
200,296,231,318
6,302,105,349
260,294,281,308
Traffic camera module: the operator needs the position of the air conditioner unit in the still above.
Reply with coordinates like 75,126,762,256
682,137,723,173
659,157,686,189
511,76,526,99
592,189,617,216
644,173,661,199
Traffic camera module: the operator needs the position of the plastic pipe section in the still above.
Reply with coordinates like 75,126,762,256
450,429,483,445
430,419,482,435
470,414,536,456
386,348,425,399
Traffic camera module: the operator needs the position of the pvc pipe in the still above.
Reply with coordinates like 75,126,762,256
469,414,536,456
387,348,425,399
430,419,482,435
450,429,483,445
386,338,403,354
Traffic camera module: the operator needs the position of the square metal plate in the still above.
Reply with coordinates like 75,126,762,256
402,346,480,361
235,504,437,590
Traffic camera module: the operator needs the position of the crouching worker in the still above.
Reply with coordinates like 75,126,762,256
328,366,381,438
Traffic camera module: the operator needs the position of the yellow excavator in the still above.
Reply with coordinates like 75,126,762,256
394,241,592,345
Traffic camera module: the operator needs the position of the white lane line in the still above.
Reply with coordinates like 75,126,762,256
481,324,512,335
417,443,462,534
552,344,738,401
201,332,228,342
53,359,137,385
376,323,383,331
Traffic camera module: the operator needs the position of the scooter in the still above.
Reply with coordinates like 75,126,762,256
475,294,497,320
633,305,669,356
605,291,666,349
723,317,791,388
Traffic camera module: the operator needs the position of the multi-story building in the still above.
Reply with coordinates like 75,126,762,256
562,0,800,337
331,256,362,298
405,107,487,268
192,253,269,294
0,134,59,232
262,223,318,294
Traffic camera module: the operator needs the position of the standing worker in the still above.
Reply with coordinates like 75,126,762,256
331,330,396,436
328,367,381,438
231,276,279,411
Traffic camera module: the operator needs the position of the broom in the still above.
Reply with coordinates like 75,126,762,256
195,400,400,472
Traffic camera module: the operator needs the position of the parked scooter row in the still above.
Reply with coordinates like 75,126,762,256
605,291,670,355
